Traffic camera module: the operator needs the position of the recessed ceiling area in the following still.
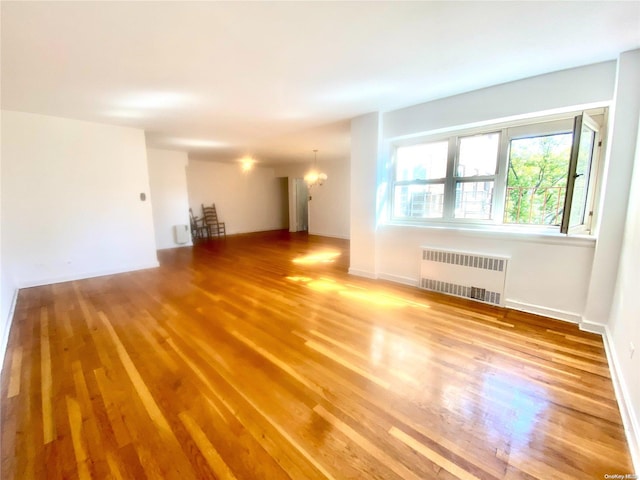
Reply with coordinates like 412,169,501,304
2,1,639,165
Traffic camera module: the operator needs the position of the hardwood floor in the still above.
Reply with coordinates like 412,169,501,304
1,230,633,479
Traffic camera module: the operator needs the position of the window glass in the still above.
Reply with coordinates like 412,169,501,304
568,125,595,227
456,133,499,177
393,184,445,218
504,134,571,225
395,141,448,181
455,181,494,219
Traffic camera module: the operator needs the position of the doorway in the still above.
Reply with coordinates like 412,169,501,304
289,177,309,232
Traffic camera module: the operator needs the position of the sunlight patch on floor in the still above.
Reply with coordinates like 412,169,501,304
292,250,341,265
285,275,431,309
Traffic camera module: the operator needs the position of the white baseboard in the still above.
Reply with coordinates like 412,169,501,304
0,288,19,374
602,326,640,473
377,273,418,287
157,243,193,250
579,319,607,335
504,299,582,324
308,231,350,240
17,261,160,289
348,268,377,279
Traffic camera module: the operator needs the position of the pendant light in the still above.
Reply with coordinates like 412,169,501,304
304,149,327,187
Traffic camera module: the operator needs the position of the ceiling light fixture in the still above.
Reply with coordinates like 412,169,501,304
304,149,327,187
240,156,255,172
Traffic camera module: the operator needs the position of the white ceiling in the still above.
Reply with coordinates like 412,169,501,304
2,1,639,166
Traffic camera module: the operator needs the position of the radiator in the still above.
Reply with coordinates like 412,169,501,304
173,224,190,244
419,247,508,306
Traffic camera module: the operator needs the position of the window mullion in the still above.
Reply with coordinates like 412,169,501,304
443,137,458,220
493,128,509,223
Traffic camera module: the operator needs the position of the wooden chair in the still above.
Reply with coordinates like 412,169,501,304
201,204,226,238
189,208,210,241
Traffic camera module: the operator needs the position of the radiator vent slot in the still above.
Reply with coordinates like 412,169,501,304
420,248,508,306
422,249,505,272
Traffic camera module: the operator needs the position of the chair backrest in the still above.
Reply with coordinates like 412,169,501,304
189,208,198,228
201,204,220,225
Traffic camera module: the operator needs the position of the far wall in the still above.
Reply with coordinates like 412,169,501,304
148,153,351,244
273,157,350,239
186,159,288,235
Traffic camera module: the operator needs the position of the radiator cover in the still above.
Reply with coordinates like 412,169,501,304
419,247,509,306
173,224,190,245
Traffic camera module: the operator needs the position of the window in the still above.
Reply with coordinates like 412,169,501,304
455,133,500,220
562,114,599,233
505,133,572,226
393,141,448,219
390,110,603,234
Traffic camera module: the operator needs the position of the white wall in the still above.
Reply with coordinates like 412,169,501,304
308,159,350,239
147,148,192,249
350,113,381,278
584,49,640,328
384,61,616,139
186,159,287,235
274,159,351,239
350,60,620,321
1,110,159,289
606,59,640,471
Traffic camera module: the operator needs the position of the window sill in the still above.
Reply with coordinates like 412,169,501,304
381,221,597,247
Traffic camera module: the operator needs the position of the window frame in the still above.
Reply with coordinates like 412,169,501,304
451,131,502,221
561,112,601,234
388,108,605,234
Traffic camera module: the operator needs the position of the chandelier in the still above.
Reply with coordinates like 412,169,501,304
304,149,327,187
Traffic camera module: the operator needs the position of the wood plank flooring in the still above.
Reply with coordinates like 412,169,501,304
1,230,634,479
